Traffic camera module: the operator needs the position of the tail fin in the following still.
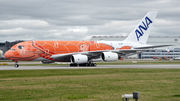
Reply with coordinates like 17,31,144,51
124,11,157,44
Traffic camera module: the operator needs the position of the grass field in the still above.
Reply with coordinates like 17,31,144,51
0,68,180,101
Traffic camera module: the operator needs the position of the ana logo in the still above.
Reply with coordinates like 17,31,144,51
135,16,153,41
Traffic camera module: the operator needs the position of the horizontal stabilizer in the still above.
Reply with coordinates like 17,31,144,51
134,45,173,49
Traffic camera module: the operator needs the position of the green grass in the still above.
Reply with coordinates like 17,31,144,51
0,68,180,101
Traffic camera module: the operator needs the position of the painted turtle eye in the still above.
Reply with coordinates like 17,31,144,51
18,45,24,49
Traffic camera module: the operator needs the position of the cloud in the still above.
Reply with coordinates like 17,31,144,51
0,0,180,42
0,19,49,29
42,26,88,41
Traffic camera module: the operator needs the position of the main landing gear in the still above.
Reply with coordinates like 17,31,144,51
70,63,97,67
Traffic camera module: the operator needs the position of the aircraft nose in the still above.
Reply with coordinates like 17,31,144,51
4,50,12,59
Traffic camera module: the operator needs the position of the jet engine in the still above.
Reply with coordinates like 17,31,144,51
101,52,118,62
41,60,55,64
71,55,88,64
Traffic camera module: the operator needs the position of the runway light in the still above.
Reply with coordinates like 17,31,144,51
133,92,140,100
122,92,140,101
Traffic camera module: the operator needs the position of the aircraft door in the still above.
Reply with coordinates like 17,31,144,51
18,42,33,56
79,44,89,52
18,45,26,55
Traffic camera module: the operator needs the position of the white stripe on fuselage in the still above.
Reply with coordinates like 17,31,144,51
97,41,151,50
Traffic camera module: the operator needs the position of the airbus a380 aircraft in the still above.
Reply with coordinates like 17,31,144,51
5,11,170,67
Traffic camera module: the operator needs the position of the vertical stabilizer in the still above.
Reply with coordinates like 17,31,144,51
124,11,157,44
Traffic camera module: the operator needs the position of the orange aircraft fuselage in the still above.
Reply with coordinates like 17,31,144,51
5,41,114,62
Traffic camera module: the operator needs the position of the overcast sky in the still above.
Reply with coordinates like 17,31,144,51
0,0,179,42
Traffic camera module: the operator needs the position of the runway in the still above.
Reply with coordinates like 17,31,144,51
1,64,180,70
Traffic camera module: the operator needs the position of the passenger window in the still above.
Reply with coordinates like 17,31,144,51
10,49,15,51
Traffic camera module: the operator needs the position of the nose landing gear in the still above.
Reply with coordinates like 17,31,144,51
14,61,19,68
14,64,19,68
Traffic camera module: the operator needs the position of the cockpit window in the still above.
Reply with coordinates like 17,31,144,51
18,45,24,49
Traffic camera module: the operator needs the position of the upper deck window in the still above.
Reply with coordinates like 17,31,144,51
10,49,15,51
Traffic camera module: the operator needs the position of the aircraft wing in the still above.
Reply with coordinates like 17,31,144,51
50,49,151,61
51,50,108,61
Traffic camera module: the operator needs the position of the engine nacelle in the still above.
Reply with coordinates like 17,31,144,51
101,52,118,62
71,55,88,64
41,60,55,64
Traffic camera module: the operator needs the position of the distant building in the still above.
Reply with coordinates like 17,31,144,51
5,40,25,50
0,43,6,54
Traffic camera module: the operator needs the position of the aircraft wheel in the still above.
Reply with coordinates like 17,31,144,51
75,63,97,67
70,63,78,67
88,63,96,67
79,64,83,67
79,63,88,67
14,64,19,68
